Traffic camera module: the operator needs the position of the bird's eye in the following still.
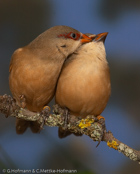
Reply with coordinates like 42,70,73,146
66,32,81,40
58,32,81,40
70,33,76,39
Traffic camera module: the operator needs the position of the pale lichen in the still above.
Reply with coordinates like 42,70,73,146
118,143,138,161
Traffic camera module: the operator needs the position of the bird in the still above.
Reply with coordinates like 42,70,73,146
55,32,111,138
9,25,93,134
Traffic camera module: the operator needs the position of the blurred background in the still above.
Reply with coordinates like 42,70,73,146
0,0,140,173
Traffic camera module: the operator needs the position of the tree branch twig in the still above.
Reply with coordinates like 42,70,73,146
0,94,140,163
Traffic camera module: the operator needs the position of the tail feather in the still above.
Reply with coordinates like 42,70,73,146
16,118,41,134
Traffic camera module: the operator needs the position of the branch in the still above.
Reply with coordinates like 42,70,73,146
0,94,140,163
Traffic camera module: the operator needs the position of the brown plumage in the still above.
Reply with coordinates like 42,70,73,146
9,25,92,134
55,32,111,138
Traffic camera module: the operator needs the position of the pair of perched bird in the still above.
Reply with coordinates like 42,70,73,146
9,25,111,137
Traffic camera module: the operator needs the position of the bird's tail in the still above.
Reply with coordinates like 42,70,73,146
16,118,41,134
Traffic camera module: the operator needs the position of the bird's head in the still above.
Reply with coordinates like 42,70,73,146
48,25,93,57
77,32,108,62
30,25,93,58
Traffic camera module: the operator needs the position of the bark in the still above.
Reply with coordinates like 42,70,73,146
0,94,140,163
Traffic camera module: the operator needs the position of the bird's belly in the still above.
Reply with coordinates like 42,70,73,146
9,65,54,112
56,65,111,117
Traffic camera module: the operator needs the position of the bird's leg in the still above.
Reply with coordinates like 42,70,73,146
63,107,69,129
19,94,26,108
29,106,50,134
39,106,50,131
53,105,73,138
58,107,71,138
1,94,17,118
96,115,106,147
53,105,70,127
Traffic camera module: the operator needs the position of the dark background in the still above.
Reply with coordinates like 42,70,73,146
0,0,140,173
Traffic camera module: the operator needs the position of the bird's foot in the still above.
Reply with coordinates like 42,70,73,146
53,105,71,138
1,94,16,117
95,115,106,147
43,105,51,111
97,115,105,121
63,107,69,129
53,105,70,128
58,107,70,138
19,94,26,108
39,106,50,131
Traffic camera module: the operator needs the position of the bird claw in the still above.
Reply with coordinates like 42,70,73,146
95,115,106,147
2,94,16,118
54,105,71,138
63,107,69,129
97,115,105,121
39,106,50,131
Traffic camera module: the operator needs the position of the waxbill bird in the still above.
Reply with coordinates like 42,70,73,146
55,32,111,138
9,25,93,134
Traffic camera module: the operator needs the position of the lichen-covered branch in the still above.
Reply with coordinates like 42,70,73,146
0,94,140,163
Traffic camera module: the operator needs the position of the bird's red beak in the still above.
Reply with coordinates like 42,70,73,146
93,32,108,43
81,34,93,43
